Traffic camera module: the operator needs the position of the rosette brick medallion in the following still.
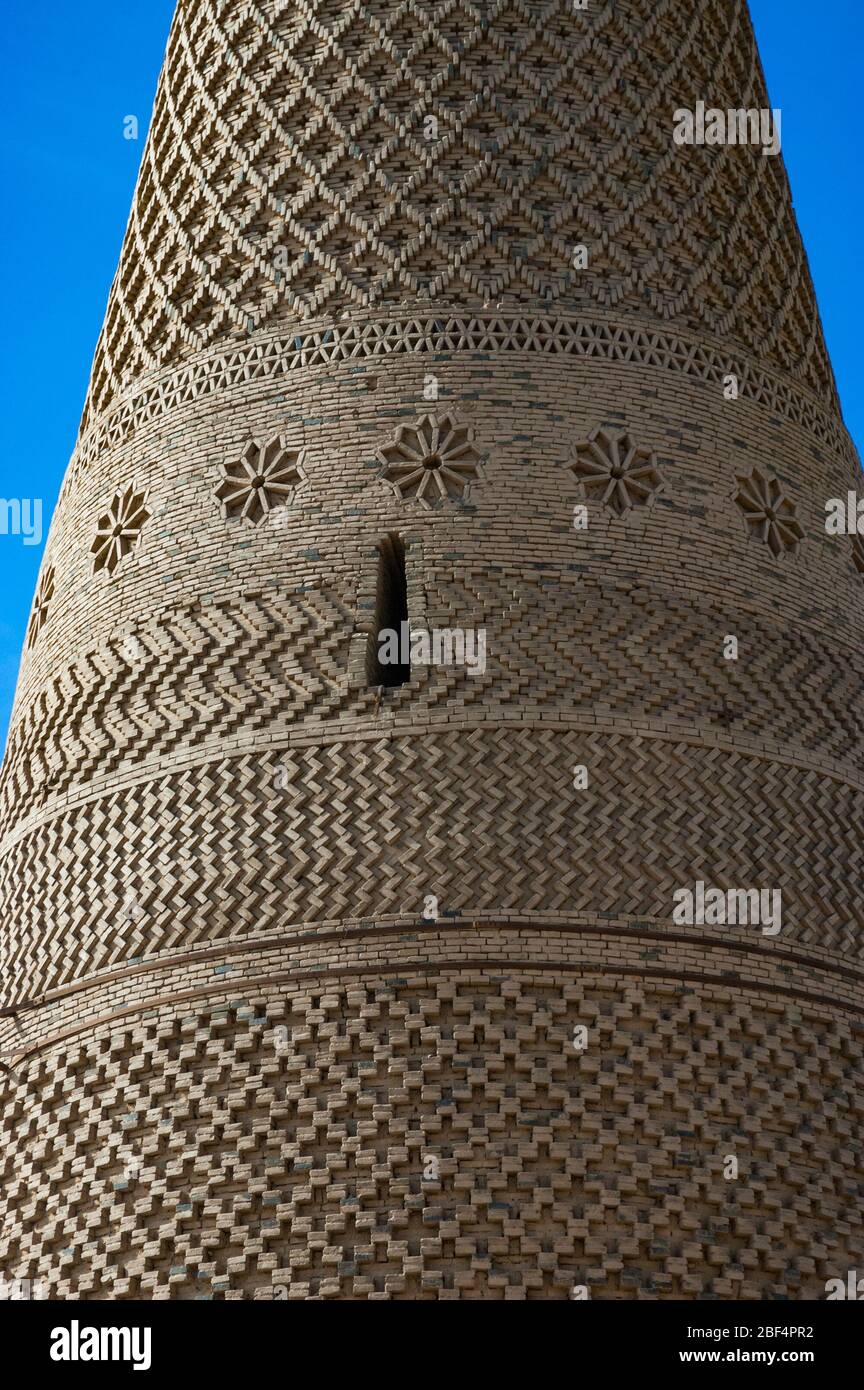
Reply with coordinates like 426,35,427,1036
89,486,150,576
733,466,805,559
215,437,305,522
0,0,861,1302
378,414,481,506
570,427,663,517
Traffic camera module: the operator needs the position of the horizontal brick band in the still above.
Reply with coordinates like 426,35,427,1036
4,966,861,1301
5,958,864,1066
5,576,864,839
4,914,864,1020
70,314,856,489
3,724,861,1001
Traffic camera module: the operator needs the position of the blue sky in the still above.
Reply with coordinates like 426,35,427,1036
0,0,861,750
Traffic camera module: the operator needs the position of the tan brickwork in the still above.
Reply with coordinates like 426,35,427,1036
1,968,862,1300
0,0,861,1299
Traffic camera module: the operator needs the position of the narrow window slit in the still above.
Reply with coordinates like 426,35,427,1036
368,533,409,687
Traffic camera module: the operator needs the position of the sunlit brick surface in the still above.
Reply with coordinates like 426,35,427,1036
1,0,861,1299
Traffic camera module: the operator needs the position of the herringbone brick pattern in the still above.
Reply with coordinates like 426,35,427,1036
2,727,862,1002
3,576,862,834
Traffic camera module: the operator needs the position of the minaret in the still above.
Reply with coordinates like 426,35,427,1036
1,0,861,1301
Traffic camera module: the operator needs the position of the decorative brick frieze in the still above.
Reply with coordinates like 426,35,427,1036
1,968,861,1301
66,316,858,493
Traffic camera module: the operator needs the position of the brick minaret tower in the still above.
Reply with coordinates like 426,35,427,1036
1,0,861,1300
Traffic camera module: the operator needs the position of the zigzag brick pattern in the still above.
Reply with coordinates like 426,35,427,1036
1,0,862,1300
1,731,864,1000
4,576,864,834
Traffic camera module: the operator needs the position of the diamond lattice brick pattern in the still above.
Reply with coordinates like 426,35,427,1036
80,0,836,430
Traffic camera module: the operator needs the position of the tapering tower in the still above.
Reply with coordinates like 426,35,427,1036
1,0,861,1301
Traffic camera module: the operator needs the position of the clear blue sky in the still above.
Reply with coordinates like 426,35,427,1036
1,1,861,750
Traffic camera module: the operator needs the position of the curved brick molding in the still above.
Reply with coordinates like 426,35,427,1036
4,922,864,1060
2,0,862,1300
